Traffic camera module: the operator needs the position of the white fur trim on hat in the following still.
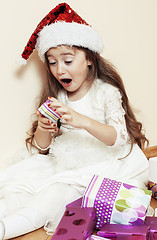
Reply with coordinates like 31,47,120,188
36,21,103,62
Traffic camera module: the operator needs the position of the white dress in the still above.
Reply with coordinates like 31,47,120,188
0,79,149,237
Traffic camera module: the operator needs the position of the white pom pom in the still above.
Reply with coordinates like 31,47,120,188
16,55,27,65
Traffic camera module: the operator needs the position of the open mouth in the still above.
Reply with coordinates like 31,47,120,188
61,78,72,86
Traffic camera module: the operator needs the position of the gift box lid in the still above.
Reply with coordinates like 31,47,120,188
66,197,82,208
97,224,149,239
51,206,96,240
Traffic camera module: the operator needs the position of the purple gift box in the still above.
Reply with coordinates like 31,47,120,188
97,224,149,240
51,204,96,240
145,216,157,240
82,175,152,229
66,197,82,208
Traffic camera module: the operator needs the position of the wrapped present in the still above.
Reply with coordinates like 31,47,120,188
145,216,157,240
82,175,152,229
51,205,96,240
148,181,157,200
38,100,61,123
97,223,149,240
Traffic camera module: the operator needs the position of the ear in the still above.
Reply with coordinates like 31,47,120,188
87,60,92,67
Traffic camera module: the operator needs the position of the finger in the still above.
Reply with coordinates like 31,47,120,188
48,96,58,102
48,97,64,107
37,112,47,120
48,96,55,100
38,115,52,125
36,110,42,116
38,121,58,130
38,125,58,133
49,101,63,109
61,114,72,121
54,107,68,115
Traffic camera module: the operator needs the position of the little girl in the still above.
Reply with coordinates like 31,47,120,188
0,3,149,239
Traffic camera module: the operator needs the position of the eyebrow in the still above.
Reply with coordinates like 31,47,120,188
47,52,75,58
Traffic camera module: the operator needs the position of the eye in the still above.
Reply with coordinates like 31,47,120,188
65,60,72,64
49,61,56,65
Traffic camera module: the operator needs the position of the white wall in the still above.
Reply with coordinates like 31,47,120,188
0,0,157,167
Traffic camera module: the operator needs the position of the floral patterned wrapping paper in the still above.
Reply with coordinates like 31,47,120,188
82,175,152,229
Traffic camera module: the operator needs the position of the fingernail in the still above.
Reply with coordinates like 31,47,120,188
53,123,57,127
55,129,58,132
48,104,51,107
54,109,56,111
48,96,53,101
48,120,51,124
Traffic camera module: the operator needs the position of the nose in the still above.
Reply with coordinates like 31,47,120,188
57,63,65,75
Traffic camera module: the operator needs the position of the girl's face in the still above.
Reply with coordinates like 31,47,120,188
46,45,92,97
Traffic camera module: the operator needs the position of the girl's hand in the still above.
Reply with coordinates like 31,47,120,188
47,97,117,146
48,97,86,129
36,110,58,134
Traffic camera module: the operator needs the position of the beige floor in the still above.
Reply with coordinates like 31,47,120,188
10,198,157,240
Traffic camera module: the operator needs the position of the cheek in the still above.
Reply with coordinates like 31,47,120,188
73,62,89,76
79,64,89,77
49,67,56,76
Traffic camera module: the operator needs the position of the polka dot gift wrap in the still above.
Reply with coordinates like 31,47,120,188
82,175,152,229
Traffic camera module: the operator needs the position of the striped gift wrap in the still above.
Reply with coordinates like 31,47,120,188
38,100,61,123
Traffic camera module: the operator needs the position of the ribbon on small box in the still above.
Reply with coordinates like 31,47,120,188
82,175,152,229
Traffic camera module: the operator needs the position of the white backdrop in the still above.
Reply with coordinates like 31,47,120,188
0,0,157,167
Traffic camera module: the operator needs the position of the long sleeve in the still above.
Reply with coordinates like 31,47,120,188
104,87,129,148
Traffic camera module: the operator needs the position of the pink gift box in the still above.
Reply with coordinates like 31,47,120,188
51,205,96,240
82,175,152,229
145,216,157,240
97,224,149,240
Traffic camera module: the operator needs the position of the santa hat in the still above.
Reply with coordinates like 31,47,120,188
20,2,103,65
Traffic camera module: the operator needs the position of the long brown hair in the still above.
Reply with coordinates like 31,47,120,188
25,46,149,150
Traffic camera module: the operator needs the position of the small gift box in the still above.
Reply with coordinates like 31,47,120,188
38,100,61,123
82,175,152,229
148,157,157,200
51,205,96,240
145,216,157,240
97,223,149,240
148,181,157,200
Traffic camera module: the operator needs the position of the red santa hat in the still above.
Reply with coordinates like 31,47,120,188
20,3,103,65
